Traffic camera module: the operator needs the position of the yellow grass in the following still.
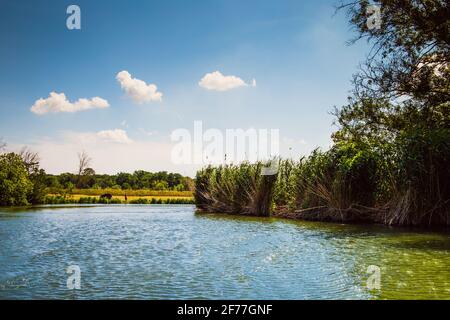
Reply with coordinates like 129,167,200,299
68,188,193,197
61,194,193,201
69,194,194,201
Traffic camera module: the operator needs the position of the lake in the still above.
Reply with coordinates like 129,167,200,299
0,205,449,299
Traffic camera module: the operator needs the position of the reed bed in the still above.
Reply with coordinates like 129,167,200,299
194,144,449,227
195,162,277,216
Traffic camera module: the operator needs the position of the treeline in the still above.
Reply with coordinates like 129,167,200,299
0,148,193,206
45,170,194,191
195,1,450,227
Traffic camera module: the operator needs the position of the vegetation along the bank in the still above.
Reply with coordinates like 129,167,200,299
43,195,194,205
0,148,194,206
195,1,450,227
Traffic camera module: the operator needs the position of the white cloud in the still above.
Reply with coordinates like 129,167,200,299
97,129,133,144
31,92,109,115
199,71,255,91
116,70,163,103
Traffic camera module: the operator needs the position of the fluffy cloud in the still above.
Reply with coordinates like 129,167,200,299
97,129,133,144
199,71,256,91
116,70,163,103
30,92,109,114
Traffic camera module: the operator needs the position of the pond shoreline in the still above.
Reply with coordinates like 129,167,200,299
2,202,449,232
197,207,450,232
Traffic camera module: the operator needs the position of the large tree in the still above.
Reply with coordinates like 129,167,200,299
0,153,33,206
338,0,449,104
19,147,46,204
334,0,450,225
76,150,92,188
334,0,450,142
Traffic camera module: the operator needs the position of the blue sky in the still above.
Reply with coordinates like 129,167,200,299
0,0,368,176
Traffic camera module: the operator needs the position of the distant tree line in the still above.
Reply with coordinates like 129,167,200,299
0,145,193,206
45,170,193,191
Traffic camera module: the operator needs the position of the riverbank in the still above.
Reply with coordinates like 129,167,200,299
194,160,450,228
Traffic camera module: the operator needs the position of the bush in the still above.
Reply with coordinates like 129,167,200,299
0,153,33,206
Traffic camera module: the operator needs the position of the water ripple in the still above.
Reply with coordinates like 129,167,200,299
0,205,448,299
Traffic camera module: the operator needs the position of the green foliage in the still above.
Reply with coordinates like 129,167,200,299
174,183,185,191
273,159,294,208
322,0,450,226
28,168,48,205
195,161,277,216
194,128,449,225
0,153,33,206
339,0,449,104
44,170,194,191
42,195,193,205
153,180,168,191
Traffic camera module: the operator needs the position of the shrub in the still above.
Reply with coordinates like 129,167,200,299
0,153,33,206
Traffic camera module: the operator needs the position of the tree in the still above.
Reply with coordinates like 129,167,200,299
20,147,40,175
19,147,47,204
116,172,136,189
77,151,92,188
58,172,77,188
28,168,47,204
82,168,96,176
0,153,33,206
80,167,96,188
153,180,168,191
333,0,450,225
121,182,132,190
338,0,449,104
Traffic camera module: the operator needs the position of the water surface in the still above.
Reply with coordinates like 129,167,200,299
0,205,448,299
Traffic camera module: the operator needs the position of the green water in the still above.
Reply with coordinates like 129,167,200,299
0,205,448,299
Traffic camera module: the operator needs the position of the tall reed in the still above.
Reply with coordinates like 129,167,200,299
195,161,277,216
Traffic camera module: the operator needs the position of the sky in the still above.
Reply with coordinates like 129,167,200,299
0,0,368,176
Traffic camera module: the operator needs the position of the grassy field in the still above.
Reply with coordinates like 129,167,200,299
45,188,194,205
62,194,193,201
72,189,193,197
60,188,193,197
